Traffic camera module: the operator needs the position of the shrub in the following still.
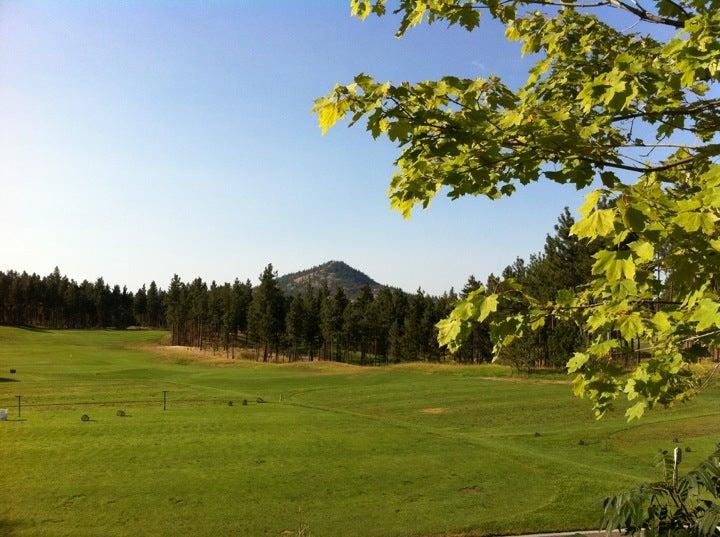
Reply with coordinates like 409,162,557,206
116,409,126,417
534,432,541,437
81,414,90,422
602,445,720,537
578,439,586,446
242,399,248,406
227,400,233,407
256,397,265,404
9,369,16,374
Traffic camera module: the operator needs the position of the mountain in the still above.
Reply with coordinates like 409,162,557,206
276,260,383,298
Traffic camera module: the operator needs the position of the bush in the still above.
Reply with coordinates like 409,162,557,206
81,414,90,422
578,439,586,446
227,400,233,407
9,369,16,374
534,432,541,437
256,397,265,404
242,399,248,406
602,445,720,537
116,409,126,417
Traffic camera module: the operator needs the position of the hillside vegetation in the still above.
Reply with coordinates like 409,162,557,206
1,327,719,536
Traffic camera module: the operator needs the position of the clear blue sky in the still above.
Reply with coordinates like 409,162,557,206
1,0,595,294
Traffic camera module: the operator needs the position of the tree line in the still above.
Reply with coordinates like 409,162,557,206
0,208,595,367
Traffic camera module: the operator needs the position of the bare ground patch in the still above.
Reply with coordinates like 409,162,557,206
148,345,254,367
419,407,447,415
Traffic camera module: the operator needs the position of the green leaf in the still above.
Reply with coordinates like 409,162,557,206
479,294,499,322
587,339,619,356
629,240,654,263
568,352,589,373
689,299,720,331
316,101,339,135
651,311,672,332
621,205,646,233
673,211,716,234
571,209,615,240
578,190,602,218
625,401,646,421
592,250,636,282
617,313,644,340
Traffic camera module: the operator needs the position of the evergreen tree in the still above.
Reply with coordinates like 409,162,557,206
330,287,348,360
147,281,162,327
302,284,322,360
188,278,209,348
231,278,252,341
165,275,186,345
133,285,147,326
354,285,374,364
248,264,284,362
285,295,305,361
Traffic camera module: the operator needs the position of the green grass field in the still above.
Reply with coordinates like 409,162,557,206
1,327,719,537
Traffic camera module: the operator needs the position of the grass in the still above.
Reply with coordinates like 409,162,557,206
1,327,718,537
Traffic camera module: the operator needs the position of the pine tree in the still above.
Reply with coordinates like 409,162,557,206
302,285,321,361
330,287,348,360
188,278,208,348
285,295,305,361
354,285,374,364
146,281,161,327
133,285,148,326
165,275,186,345
247,264,284,362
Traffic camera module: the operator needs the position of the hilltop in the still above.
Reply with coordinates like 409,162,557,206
276,260,383,297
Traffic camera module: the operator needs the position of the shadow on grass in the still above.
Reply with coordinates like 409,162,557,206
0,377,19,382
16,325,51,333
0,518,21,536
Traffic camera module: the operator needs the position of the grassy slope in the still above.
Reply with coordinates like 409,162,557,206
0,327,718,537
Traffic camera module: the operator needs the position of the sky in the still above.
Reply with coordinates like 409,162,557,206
2,0,602,295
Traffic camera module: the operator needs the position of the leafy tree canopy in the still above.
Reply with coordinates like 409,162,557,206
315,0,720,419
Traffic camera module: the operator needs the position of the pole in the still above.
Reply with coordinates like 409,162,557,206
162,390,167,411
672,446,682,486
16,395,21,418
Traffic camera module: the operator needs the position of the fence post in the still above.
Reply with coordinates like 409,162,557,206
162,390,167,411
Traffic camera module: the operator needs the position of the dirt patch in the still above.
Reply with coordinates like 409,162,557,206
148,345,250,367
419,407,447,415
459,486,482,494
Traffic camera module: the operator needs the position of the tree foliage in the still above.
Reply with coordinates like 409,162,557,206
315,0,720,419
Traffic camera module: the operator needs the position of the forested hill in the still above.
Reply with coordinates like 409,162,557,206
0,208,595,367
276,260,383,298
